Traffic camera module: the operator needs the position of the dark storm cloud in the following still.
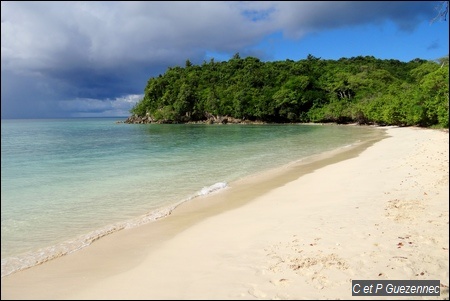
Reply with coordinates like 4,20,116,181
270,1,437,38
1,70,68,118
1,1,440,118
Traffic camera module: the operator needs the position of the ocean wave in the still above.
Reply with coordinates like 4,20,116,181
197,182,228,196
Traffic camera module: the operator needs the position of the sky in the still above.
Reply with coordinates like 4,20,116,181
1,1,449,119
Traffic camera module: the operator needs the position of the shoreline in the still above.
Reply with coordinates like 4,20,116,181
0,124,384,279
2,126,448,300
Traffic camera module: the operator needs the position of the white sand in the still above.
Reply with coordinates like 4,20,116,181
1,126,448,300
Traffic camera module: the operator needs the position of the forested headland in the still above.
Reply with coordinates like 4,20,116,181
128,54,449,128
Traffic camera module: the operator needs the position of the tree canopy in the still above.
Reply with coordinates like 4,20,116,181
130,54,449,128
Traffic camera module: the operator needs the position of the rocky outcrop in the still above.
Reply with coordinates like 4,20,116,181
123,113,153,124
123,112,266,125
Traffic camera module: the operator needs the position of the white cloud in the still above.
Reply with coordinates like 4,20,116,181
59,94,143,117
1,1,270,72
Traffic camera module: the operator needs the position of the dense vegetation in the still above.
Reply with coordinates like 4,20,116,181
130,54,449,128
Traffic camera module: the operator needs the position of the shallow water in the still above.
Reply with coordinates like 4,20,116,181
1,118,383,276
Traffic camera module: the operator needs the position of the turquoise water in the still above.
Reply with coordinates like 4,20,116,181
1,118,383,276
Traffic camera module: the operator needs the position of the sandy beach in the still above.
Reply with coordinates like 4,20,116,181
1,126,448,300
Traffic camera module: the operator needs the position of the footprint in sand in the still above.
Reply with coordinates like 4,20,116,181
270,278,290,287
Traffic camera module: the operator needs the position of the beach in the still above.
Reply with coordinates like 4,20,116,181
1,126,448,300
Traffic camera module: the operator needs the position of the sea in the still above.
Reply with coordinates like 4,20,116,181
1,117,384,277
